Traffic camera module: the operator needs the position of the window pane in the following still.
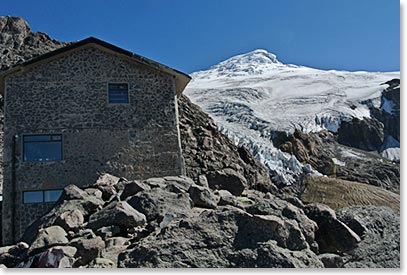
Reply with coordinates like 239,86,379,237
108,83,129,104
24,139,62,161
24,135,52,142
23,191,43,203
51,135,62,141
44,190,63,202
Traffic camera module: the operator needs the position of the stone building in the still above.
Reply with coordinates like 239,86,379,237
0,37,191,244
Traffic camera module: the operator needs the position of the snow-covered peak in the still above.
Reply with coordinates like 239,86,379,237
192,49,284,78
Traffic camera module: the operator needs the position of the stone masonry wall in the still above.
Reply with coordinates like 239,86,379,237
2,46,184,244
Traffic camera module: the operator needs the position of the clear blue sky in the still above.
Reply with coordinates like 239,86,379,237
1,0,400,73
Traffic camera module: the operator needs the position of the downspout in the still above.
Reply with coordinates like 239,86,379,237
10,134,17,243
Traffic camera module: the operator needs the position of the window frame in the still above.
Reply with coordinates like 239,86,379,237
107,82,130,105
22,134,63,162
23,189,63,204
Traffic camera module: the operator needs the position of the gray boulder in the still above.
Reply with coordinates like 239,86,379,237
318,253,344,268
19,246,77,268
216,189,242,208
55,209,84,231
97,185,117,201
95,225,121,239
126,188,192,221
0,242,29,267
88,201,146,231
120,180,150,200
87,257,115,268
337,206,400,268
70,236,105,266
304,203,361,254
94,173,120,187
197,175,209,188
206,168,247,196
29,226,68,255
188,185,218,209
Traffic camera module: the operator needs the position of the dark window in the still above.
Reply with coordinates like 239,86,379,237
23,191,43,203
44,190,63,202
23,134,62,162
108,83,129,104
23,189,63,204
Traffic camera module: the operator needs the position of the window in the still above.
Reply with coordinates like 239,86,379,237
44,190,63,202
108,83,129,104
23,191,43,203
23,134,62,162
23,189,63,204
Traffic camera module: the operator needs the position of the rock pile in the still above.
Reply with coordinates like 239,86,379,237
0,173,398,268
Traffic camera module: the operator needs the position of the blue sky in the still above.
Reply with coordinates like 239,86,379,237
1,0,400,73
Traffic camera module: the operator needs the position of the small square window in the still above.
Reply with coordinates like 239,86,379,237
108,83,129,104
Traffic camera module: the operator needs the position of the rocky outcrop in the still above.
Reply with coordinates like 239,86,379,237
303,203,361,254
337,206,400,268
0,16,68,71
278,130,400,193
340,79,400,160
337,117,384,152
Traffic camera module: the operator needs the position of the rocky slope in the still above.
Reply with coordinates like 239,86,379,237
277,130,400,193
0,174,399,268
0,16,68,71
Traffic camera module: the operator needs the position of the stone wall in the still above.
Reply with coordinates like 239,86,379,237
2,46,184,244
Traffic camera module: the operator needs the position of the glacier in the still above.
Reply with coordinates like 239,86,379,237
185,49,399,185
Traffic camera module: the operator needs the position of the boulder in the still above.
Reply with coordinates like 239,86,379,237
318,253,344,268
0,242,29,267
206,168,247,196
84,188,103,200
87,258,115,268
88,201,146,231
94,173,120,187
126,188,192,222
95,225,121,239
97,185,117,201
282,204,318,247
163,176,195,191
120,180,150,200
105,237,130,248
188,185,218,209
28,226,68,255
304,203,361,254
70,236,105,266
337,206,400,268
197,175,209,188
236,214,308,251
215,189,242,208
55,209,84,231
20,246,77,268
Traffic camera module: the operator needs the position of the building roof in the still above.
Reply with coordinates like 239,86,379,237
0,36,191,96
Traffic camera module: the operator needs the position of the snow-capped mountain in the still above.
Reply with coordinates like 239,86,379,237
185,49,400,185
